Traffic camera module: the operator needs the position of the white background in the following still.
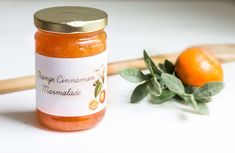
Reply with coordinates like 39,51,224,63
0,0,235,153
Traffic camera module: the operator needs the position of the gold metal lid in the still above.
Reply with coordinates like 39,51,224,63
34,6,108,33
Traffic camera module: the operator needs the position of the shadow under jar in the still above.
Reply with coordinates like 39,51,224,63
34,6,108,131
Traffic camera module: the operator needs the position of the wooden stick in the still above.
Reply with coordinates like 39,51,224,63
1,44,235,94
0,75,35,94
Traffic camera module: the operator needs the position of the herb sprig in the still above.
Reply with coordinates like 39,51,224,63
119,50,224,115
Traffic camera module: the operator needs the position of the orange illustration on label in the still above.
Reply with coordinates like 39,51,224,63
89,100,99,110
99,90,106,103
89,64,106,110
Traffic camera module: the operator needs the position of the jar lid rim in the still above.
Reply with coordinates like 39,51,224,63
34,6,108,33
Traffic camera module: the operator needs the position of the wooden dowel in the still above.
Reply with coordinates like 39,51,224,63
0,75,35,94
1,44,235,94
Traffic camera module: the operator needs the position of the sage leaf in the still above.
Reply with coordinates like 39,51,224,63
161,73,185,95
193,82,225,98
159,63,166,72
195,97,212,103
147,77,162,97
94,82,102,98
180,94,198,110
131,82,149,103
145,73,152,80
151,89,175,104
143,50,161,76
164,59,175,74
119,67,146,83
159,60,175,74
185,85,198,94
196,102,209,115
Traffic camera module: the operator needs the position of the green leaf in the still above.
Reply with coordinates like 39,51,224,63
185,85,198,94
164,59,175,74
151,89,175,104
161,73,185,95
158,60,175,74
119,67,146,83
159,63,166,72
147,77,162,97
131,82,149,103
94,82,102,98
180,94,198,110
143,50,161,76
193,82,225,98
145,73,152,80
196,103,209,115
195,97,212,103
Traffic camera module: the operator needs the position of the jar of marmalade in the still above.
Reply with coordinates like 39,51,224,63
34,6,108,131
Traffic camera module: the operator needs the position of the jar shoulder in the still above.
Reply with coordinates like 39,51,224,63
35,30,107,58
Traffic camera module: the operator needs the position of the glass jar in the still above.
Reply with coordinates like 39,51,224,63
34,6,108,131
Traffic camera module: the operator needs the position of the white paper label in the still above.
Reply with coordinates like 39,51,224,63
35,52,107,117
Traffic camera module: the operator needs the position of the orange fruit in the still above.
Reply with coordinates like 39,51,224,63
89,100,98,110
99,90,106,103
175,47,223,87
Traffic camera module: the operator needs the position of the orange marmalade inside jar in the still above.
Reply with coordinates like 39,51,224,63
34,6,108,131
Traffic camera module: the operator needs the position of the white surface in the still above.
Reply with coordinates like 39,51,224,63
0,1,235,153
